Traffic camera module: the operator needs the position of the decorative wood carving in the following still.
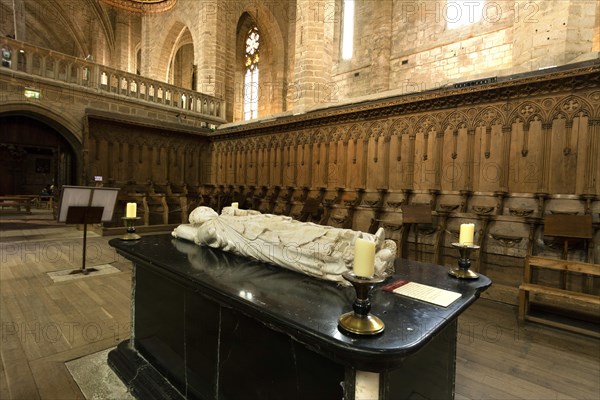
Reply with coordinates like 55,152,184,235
86,64,599,302
509,208,534,217
490,234,524,247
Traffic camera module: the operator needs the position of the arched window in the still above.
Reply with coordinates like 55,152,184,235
243,26,260,121
341,0,355,60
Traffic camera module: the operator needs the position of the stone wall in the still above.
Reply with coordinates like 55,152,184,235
128,0,599,121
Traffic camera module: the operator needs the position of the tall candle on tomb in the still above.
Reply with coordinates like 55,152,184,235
459,223,475,245
231,202,239,209
126,202,137,218
354,237,376,277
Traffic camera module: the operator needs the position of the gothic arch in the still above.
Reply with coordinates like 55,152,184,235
0,104,82,187
442,111,470,132
347,123,364,141
473,106,504,129
154,20,191,83
0,102,81,149
389,118,411,137
367,120,387,139
414,115,440,134
167,26,195,89
508,101,546,125
549,95,594,121
234,6,286,121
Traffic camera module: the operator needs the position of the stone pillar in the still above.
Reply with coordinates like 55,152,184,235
370,0,392,93
292,0,335,112
594,0,600,51
113,13,135,73
511,1,584,71
140,16,159,80
194,1,226,101
11,0,26,41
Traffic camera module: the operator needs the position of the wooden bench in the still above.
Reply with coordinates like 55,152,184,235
0,196,32,214
518,214,599,337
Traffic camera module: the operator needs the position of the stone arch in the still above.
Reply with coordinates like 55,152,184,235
154,20,190,83
0,103,83,188
234,6,286,121
167,26,195,90
0,102,81,146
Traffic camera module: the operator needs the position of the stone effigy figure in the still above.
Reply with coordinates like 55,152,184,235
172,206,396,284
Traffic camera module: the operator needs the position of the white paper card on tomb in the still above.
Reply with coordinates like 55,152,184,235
385,280,461,307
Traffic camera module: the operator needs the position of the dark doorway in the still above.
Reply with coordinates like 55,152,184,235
0,115,76,195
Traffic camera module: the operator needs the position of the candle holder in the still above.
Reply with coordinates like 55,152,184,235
449,243,480,279
338,271,385,335
120,217,141,241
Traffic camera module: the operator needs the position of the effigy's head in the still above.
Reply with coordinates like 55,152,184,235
189,206,219,225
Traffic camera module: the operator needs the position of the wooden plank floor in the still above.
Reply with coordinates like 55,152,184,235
1,211,599,399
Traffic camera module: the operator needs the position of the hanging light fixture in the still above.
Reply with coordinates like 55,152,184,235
99,0,177,14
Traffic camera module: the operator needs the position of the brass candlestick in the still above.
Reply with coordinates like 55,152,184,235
338,271,385,335
120,217,141,240
449,243,479,279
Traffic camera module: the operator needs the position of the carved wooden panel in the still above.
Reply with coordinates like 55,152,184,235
85,64,600,305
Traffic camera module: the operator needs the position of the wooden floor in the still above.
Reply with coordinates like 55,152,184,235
1,210,599,399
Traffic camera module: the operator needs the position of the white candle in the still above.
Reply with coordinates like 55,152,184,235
231,202,239,209
354,237,376,277
459,223,475,245
126,202,137,218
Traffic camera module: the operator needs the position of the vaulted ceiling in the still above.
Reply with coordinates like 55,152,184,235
0,0,115,58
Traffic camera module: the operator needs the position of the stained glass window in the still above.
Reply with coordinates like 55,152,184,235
244,27,260,121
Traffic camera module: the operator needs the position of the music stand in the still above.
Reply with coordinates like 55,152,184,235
57,186,119,275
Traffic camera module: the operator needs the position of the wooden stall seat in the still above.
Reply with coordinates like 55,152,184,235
105,182,169,227
152,182,189,224
272,187,294,216
297,197,323,223
399,204,434,261
518,214,599,337
258,186,280,214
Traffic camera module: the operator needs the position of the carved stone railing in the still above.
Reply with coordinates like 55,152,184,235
0,37,225,121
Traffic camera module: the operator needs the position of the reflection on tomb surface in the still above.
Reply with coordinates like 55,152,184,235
109,234,491,399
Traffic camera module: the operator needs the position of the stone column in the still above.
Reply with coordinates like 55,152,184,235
512,1,572,71
11,0,26,41
594,0,600,51
113,13,135,73
140,16,160,80
292,0,335,112
194,1,226,101
370,0,392,93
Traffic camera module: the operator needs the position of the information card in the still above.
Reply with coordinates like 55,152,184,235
383,280,462,307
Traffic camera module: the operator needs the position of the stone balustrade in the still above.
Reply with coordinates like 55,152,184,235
0,37,225,121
